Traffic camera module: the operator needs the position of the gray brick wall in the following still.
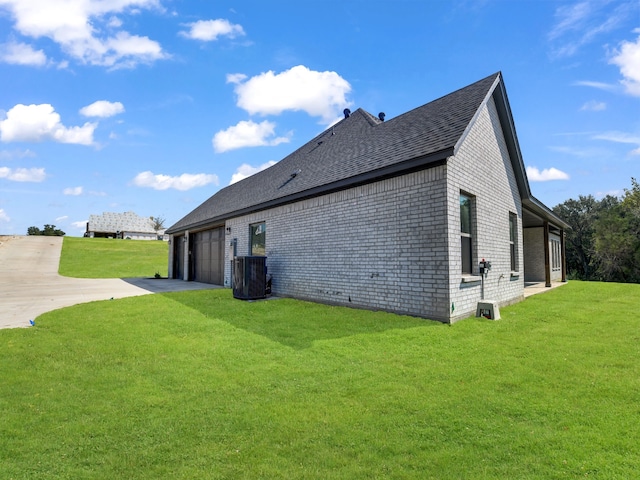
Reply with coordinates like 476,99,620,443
220,95,526,322
524,227,545,282
523,229,561,283
446,97,524,321
225,166,452,321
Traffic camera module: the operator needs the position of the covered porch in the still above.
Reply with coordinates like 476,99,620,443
522,198,569,289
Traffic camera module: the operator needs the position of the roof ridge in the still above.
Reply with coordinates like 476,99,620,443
167,72,505,234
352,108,383,126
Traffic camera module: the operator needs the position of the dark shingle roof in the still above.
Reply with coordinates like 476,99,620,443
167,72,501,234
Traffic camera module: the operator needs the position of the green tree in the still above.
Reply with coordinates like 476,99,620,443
593,178,640,283
27,224,65,236
151,216,165,240
553,195,614,280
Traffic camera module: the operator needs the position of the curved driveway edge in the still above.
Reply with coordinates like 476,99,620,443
0,236,220,329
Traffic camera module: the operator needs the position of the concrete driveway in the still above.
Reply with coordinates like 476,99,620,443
0,236,220,329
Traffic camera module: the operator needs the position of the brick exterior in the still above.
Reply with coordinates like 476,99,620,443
523,227,545,282
446,97,524,321
167,75,569,322
220,97,526,322
523,228,562,283
225,166,452,321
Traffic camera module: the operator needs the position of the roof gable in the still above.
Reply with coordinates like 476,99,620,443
168,73,512,233
88,211,157,233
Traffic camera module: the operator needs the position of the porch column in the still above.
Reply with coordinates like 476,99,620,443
560,228,567,283
167,235,174,279
543,221,551,287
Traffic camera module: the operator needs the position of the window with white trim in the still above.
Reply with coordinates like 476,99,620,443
250,222,265,256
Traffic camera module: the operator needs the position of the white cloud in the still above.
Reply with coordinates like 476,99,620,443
0,208,10,222
593,131,640,144
548,1,636,58
226,73,247,84
0,166,46,182
0,104,96,145
108,16,123,28
549,145,607,158
593,131,640,155
572,80,618,92
0,40,47,65
230,161,278,185
72,220,87,229
228,65,352,124
0,0,168,69
526,166,570,182
213,120,290,153
580,100,606,111
596,189,623,199
610,31,640,97
63,186,83,195
0,148,36,160
180,19,245,41
132,171,219,191
80,100,125,118
55,215,68,221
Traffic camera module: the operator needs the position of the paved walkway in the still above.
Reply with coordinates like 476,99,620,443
0,236,220,329
523,281,567,298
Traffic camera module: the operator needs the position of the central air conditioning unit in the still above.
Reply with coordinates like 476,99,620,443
233,256,267,300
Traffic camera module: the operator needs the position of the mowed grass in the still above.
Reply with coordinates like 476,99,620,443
1,281,639,479
58,236,168,278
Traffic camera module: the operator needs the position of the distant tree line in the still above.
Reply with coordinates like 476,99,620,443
27,224,66,236
553,178,639,283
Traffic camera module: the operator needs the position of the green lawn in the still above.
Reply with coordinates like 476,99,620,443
1,281,638,479
58,236,168,278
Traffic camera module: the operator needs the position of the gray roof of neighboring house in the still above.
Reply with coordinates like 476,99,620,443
88,211,161,234
167,72,567,234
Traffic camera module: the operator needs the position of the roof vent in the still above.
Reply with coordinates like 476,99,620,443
343,108,351,118
378,112,385,121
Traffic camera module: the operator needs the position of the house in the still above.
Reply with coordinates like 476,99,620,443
166,72,568,322
86,211,166,240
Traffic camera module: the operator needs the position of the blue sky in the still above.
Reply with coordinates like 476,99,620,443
0,0,638,236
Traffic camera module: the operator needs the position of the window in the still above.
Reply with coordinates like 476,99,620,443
551,238,561,271
250,222,266,256
509,212,518,271
460,194,473,274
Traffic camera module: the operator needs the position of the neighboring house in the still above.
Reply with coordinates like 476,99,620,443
166,72,568,322
86,211,166,240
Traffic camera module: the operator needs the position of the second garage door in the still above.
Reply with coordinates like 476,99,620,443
192,227,225,285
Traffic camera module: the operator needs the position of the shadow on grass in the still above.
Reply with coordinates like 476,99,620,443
163,290,438,349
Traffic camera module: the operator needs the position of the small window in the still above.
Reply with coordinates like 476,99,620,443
460,194,473,274
509,212,518,271
250,222,265,256
551,238,561,271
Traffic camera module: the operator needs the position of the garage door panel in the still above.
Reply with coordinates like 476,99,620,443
193,228,224,285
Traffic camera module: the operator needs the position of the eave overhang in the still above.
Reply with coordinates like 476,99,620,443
166,149,451,234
